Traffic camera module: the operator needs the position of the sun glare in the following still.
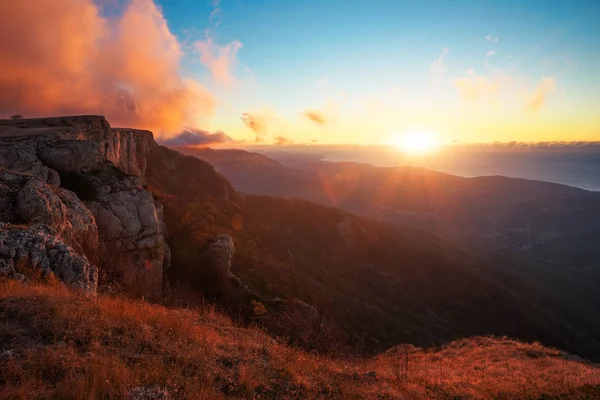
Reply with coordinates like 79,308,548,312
387,131,441,154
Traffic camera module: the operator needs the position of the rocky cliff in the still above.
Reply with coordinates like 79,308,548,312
0,116,166,297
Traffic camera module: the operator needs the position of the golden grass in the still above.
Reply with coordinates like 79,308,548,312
1,280,598,399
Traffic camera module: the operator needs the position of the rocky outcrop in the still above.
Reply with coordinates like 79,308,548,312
0,169,98,293
198,234,259,300
201,234,236,280
0,169,98,258
0,116,167,298
79,166,167,298
0,224,97,294
0,115,153,177
0,141,60,185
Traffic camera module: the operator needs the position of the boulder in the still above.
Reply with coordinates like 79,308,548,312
0,223,98,294
0,169,98,258
202,234,236,279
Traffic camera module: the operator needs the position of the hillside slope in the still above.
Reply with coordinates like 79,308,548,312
178,147,600,260
1,281,599,400
146,146,600,360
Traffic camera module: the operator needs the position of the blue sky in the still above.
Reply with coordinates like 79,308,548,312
156,0,600,144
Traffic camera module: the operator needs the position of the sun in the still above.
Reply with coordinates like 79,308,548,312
386,131,441,154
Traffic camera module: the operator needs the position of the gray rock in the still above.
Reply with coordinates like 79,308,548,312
0,169,98,258
0,142,60,185
38,140,103,173
0,116,168,298
203,234,236,278
81,166,166,298
0,223,98,294
0,115,155,177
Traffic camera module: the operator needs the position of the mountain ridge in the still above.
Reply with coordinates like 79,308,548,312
1,116,600,364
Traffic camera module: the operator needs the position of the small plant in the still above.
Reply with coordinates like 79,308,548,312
10,114,23,119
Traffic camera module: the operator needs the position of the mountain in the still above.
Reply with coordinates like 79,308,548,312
2,116,600,368
180,146,600,274
150,145,600,359
167,145,600,358
172,146,326,202
0,116,168,298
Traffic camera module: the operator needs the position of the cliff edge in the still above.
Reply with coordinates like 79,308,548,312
0,116,166,298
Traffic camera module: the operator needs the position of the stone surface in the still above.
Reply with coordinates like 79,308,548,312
0,223,98,294
0,115,155,177
0,142,60,185
0,116,167,298
202,234,236,279
0,169,98,256
81,166,166,298
0,169,99,292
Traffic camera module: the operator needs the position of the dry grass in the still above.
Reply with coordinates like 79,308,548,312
1,280,599,400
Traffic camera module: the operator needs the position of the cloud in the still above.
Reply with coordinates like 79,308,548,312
274,135,293,146
430,48,449,84
0,0,214,137
241,112,268,134
303,109,328,125
241,108,279,142
302,96,339,126
485,50,496,67
454,70,499,104
209,0,222,28
194,0,243,86
452,141,600,149
161,129,234,147
485,34,499,43
527,76,556,112
195,35,242,86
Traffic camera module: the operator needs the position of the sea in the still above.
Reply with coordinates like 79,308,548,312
258,145,600,192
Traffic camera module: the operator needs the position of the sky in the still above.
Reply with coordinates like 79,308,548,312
1,0,599,145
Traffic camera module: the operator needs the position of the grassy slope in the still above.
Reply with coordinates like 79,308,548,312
1,281,599,400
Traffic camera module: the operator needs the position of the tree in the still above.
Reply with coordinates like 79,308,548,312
10,114,23,119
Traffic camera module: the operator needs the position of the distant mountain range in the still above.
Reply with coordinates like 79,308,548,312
166,145,600,359
175,145,600,265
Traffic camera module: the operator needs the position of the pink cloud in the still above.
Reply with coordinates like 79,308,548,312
0,0,214,137
195,35,242,86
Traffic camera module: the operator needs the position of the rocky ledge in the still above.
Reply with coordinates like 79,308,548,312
0,116,167,298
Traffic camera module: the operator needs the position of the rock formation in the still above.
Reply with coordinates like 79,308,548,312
0,116,167,298
192,234,262,309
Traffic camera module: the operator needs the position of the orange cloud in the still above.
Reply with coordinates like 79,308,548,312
274,135,293,145
195,36,242,86
0,0,213,137
527,77,556,112
303,109,328,125
241,113,268,134
241,108,278,142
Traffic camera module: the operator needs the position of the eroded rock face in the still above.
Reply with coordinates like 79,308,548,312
0,224,98,294
0,169,99,293
0,116,167,298
202,234,236,279
0,169,98,257
0,115,153,177
80,166,166,298
0,142,60,185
